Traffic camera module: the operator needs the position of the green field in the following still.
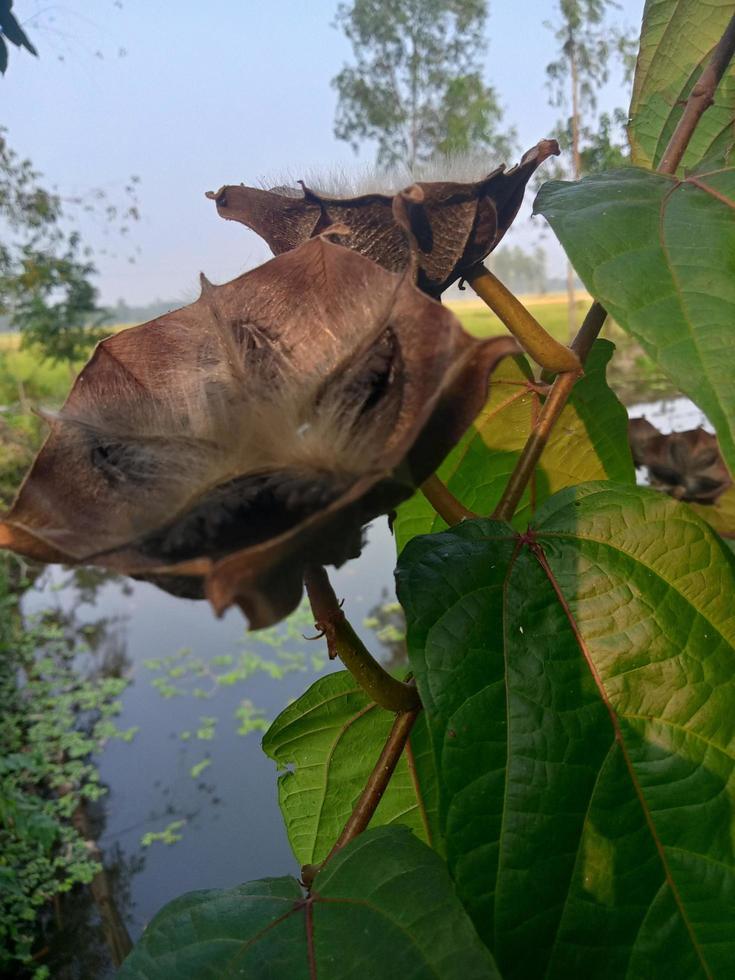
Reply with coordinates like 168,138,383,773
0,331,90,408
447,293,671,404
447,291,591,342
0,299,585,408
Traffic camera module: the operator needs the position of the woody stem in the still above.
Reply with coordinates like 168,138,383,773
420,473,477,524
466,264,580,374
301,704,421,888
303,565,420,713
327,707,420,855
493,303,607,521
658,13,735,174
492,303,603,520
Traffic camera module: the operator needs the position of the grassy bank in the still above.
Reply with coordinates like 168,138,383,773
0,334,87,408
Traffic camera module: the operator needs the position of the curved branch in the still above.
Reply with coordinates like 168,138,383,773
303,565,420,713
420,473,476,524
467,264,580,374
327,706,419,854
301,704,421,887
493,302,603,521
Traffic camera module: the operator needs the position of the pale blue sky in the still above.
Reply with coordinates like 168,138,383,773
3,0,644,305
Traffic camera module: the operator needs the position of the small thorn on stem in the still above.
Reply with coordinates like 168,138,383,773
303,629,327,642
303,566,420,712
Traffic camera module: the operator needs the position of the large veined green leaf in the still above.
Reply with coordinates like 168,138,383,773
536,167,735,476
690,485,735,541
262,670,440,865
118,826,500,979
629,0,735,171
393,341,634,552
397,483,735,979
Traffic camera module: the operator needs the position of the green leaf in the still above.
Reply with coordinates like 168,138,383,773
141,820,186,848
394,341,634,551
22,810,59,851
0,36,7,74
118,826,499,979
689,484,735,541
536,168,735,475
397,483,735,978
189,758,211,779
629,0,735,171
262,671,440,865
0,9,37,55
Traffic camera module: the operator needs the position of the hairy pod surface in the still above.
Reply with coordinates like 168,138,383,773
207,140,559,297
0,230,517,627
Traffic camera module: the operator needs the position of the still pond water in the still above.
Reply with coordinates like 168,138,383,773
22,394,708,978
24,517,399,977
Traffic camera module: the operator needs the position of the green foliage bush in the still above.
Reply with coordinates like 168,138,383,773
0,129,138,365
0,560,134,977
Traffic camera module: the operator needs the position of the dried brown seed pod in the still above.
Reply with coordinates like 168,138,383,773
1,229,518,628
629,418,732,504
206,140,560,297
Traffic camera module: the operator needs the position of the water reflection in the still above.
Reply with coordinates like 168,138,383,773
43,835,143,980
364,588,407,670
20,518,399,978
0,559,137,978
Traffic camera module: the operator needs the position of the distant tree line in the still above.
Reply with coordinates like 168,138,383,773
104,297,180,326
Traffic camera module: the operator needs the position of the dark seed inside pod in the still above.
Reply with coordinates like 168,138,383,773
137,469,353,563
